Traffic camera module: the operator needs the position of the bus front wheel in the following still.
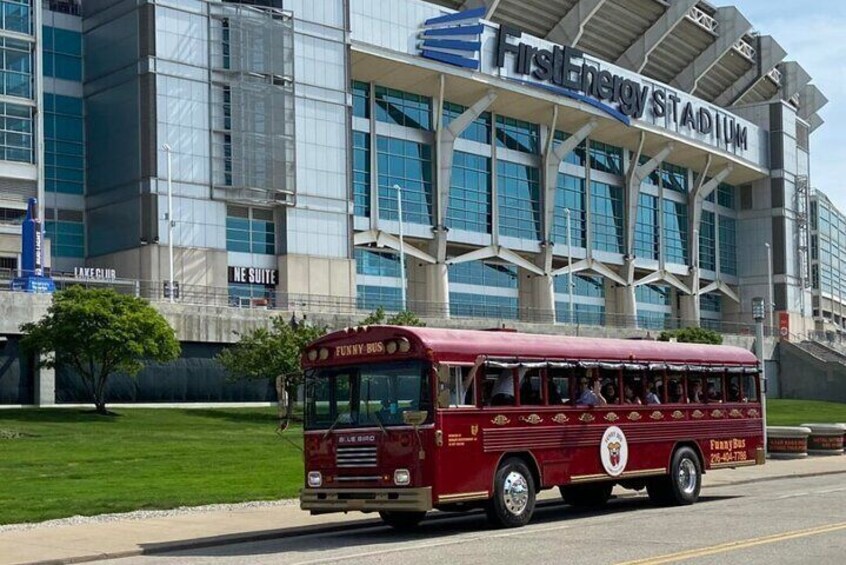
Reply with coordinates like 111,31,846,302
379,511,426,530
486,457,536,528
647,446,701,506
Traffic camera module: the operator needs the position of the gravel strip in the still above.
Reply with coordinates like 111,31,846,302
0,498,300,533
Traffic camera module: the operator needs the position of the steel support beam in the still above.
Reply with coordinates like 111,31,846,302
353,231,437,264
672,7,751,93
681,160,733,324
545,0,607,46
446,245,545,276
619,135,674,326
715,36,786,107
616,0,698,73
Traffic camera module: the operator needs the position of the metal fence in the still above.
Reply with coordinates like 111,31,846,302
0,272,780,337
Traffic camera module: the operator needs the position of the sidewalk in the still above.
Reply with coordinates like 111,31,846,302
1,456,843,565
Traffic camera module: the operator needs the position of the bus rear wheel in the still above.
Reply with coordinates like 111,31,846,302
560,483,613,507
647,446,701,506
379,511,426,530
486,457,536,528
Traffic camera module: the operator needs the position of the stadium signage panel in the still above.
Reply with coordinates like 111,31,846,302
228,266,278,287
494,26,748,150
74,267,117,281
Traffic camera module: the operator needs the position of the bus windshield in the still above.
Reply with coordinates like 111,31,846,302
304,360,431,431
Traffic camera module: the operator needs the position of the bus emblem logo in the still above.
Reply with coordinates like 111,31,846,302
600,426,628,477
471,425,479,436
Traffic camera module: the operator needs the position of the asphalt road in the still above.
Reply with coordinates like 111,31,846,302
108,474,846,565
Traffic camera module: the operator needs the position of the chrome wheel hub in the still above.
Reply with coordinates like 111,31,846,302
502,471,529,515
677,458,698,495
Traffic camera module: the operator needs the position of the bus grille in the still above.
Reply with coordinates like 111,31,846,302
336,446,378,468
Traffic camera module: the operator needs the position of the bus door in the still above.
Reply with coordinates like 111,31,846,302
433,364,490,505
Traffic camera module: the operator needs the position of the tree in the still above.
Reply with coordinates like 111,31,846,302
658,327,723,345
216,316,326,431
20,286,181,414
360,306,426,327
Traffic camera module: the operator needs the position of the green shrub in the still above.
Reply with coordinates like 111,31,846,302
658,326,723,345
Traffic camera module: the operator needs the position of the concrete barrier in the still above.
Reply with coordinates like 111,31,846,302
800,423,846,455
767,426,812,459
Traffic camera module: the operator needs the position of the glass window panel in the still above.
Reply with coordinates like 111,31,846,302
497,160,540,240
495,115,538,154
590,181,624,253
663,199,688,264
447,151,490,233
377,136,433,225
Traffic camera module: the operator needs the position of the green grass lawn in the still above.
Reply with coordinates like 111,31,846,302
766,399,846,426
0,408,303,525
0,400,843,526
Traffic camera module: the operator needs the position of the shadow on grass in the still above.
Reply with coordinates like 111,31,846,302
0,408,122,424
181,409,291,426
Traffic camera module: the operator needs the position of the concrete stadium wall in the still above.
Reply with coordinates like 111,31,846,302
778,341,846,403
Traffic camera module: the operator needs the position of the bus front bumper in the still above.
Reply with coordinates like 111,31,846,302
300,487,432,514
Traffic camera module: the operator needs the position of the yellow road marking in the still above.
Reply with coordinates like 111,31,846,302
617,522,846,565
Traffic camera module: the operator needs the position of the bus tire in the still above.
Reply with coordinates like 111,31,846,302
486,457,536,528
379,511,426,530
648,447,701,506
560,483,613,507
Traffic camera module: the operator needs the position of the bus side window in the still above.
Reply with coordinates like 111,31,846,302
547,368,570,405
443,366,475,407
667,373,685,403
481,369,516,407
706,375,723,403
743,374,759,402
688,374,705,403
622,372,643,405
727,375,742,402
599,368,620,404
520,369,543,406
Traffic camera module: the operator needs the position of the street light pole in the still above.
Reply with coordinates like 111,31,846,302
565,208,573,324
752,296,768,457
163,144,174,303
765,242,774,335
394,184,406,312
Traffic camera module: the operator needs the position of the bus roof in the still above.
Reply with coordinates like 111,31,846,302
308,326,759,367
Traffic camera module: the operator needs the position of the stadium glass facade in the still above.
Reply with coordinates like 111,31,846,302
0,0,830,336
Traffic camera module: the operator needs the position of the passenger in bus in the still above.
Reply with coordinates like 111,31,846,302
727,382,742,402
519,373,542,405
642,379,661,405
668,380,685,403
688,379,703,403
623,383,641,405
577,377,607,406
706,382,721,402
547,379,564,404
490,369,517,406
601,381,618,404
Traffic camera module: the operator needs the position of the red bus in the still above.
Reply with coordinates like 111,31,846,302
300,326,763,529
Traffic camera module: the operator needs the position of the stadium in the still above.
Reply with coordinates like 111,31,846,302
0,0,834,403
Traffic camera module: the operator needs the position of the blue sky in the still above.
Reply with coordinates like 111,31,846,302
730,0,846,209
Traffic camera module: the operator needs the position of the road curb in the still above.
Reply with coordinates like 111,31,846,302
17,468,846,565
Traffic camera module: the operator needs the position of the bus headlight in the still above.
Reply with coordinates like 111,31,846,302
307,471,323,487
393,468,410,486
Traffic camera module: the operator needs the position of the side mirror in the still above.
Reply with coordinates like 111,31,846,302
403,410,428,426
